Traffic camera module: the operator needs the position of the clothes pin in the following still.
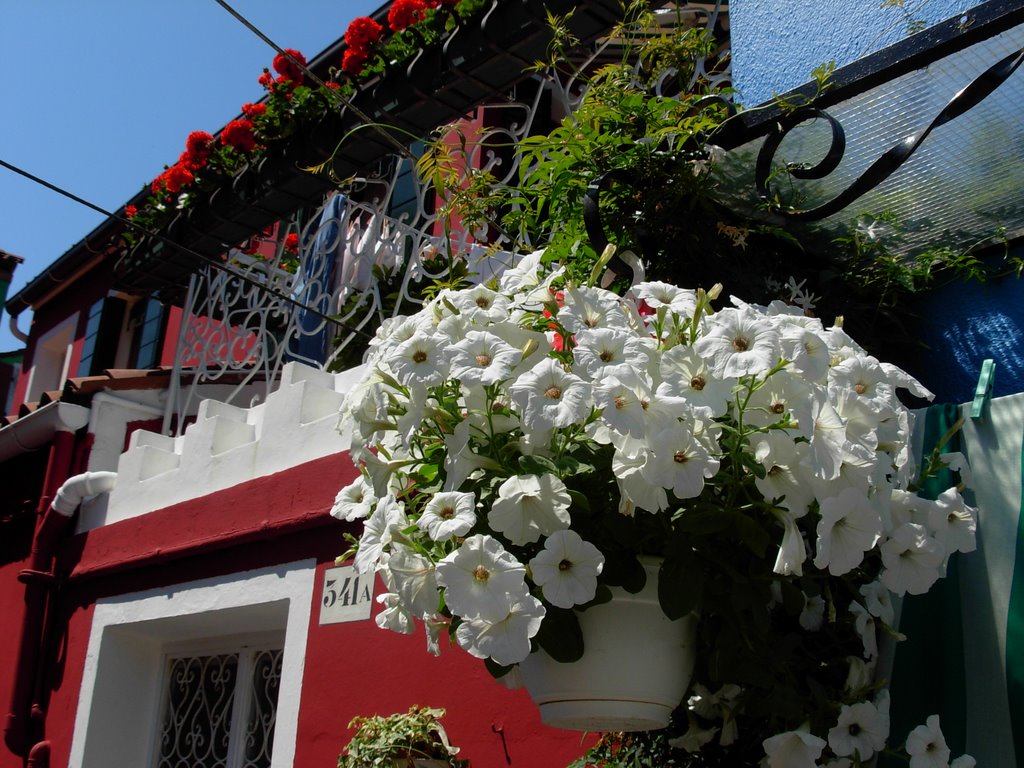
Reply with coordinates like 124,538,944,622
970,358,995,419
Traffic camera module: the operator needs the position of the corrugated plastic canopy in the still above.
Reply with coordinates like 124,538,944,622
716,0,1024,257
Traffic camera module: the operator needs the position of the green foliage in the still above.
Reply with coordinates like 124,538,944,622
338,706,468,768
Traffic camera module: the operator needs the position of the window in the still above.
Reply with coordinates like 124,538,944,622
77,296,126,377
130,296,167,369
155,643,283,768
69,562,315,768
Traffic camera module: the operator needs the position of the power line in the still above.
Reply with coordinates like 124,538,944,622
0,156,373,340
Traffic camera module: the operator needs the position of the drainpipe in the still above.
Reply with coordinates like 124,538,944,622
3,468,116,761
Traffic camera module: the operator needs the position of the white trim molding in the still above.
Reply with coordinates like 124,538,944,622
68,560,316,768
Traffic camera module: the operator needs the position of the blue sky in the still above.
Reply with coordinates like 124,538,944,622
0,0,380,351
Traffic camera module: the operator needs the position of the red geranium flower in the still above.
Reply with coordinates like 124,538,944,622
221,119,257,153
284,233,299,254
185,130,214,156
258,70,274,89
345,16,383,50
241,102,267,118
164,163,194,194
125,204,138,219
324,81,341,90
388,0,427,31
272,48,306,84
178,150,207,173
341,48,370,76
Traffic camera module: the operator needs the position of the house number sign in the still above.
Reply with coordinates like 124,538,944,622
319,565,374,624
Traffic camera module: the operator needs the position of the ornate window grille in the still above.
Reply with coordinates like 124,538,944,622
154,647,283,768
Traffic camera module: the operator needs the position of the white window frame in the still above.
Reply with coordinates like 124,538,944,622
69,561,315,768
25,313,78,402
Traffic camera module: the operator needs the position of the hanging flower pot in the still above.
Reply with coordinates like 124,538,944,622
518,559,697,732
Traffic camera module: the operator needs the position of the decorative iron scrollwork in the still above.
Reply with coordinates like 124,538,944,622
756,45,1024,221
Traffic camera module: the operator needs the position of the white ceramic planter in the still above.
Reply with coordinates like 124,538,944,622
519,559,697,731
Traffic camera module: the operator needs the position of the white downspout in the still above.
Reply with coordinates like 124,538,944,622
51,471,117,516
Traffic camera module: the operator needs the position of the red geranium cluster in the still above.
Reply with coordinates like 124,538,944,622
151,130,214,195
387,0,427,31
221,119,257,153
284,232,300,254
342,16,384,75
272,48,306,85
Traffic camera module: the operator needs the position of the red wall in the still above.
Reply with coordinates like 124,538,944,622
1,451,591,768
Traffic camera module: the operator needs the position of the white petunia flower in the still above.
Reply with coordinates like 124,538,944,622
773,507,808,577
880,523,944,596
529,530,605,608
781,323,831,383
693,306,781,378
668,722,719,753
844,655,877,694
859,579,895,626
927,487,977,555
436,534,528,622
849,601,878,659
593,375,657,439
645,421,720,499
454,590,545,665
612,437,668,514
354,495,408,574
633,281,698,316
448,330,520,387
573,327,652,383
950,755,977,767
509,357,592,431
804,394,848,481
762,726,826,768
388,544,440,618
558,286,628,333
813,488,883,576
751,432,816,516
330,475,378,521
448,284,510,323
657,345,734,418
488,473,572,545
827,700,889,760
390,331,449,386
375,591,415,634
905,715,950,768
418,491,477,541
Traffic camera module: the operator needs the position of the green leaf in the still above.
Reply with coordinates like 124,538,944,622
658,550,702,619
672,510,733,534
535,606,584,662
484,657,516,680
518,454,560,477
601,552,646,592
567,489,591,513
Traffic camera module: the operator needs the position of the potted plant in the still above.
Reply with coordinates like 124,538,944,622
328,5,982,765
337,706,468,768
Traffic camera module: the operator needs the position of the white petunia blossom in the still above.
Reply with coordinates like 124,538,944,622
390,331,449,386
762,726,826,768
693,306,781,378
529,530,605,608
828,699,889,760
860,579,895,626
330,475,377,521
645,421,720,499
436,534,528,622
354,495,408,574
448,330,521,387
573,328,652,382
657,345,734,418
509,357,592,431
927,487,977,556
418,491,477,541
633,281,698,316
905,715,950,768
388,545,440,618
880,523,944,595
814,488,883,576
488,474,572,545
454,590,545,665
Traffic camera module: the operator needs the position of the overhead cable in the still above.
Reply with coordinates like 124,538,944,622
0,156,373,340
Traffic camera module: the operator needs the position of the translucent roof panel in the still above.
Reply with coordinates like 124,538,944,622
716,10,1024,256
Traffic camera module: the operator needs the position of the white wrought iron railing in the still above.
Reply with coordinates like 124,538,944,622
162,1,729,434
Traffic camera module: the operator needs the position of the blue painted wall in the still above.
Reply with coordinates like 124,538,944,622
731,0,975,106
